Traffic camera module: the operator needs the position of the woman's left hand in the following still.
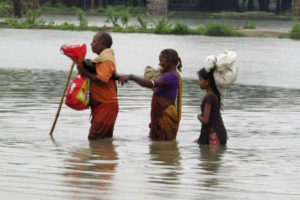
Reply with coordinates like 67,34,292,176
118,75,129,85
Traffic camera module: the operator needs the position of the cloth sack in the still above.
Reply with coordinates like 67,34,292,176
144,66,161,80
65,74,89,110
61,43,89,110
60,43,87,62
203,50,238,88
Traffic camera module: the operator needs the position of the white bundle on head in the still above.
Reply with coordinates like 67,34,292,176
203,50,238,88
203,55,217,73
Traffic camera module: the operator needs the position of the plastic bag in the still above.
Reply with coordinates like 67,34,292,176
65,74,89,110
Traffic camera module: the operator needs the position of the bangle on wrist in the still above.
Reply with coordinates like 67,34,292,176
151,80,155,88
129,74,134,80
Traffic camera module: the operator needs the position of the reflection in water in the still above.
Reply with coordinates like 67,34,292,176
64,139,118,195
148,141,182,185
198,145,226,188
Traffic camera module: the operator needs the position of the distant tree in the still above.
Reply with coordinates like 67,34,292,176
232,0,239,11
12,0,23,18
276,0,281,14
281,0,292,12
258,0,270,11
248,0,255,11
91,0,94,9
195,0,239,12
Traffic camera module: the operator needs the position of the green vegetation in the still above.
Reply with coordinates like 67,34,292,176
119,9,131,29
105,6,120,27
0,4,297,40
289,23,300,40
40,1,74,14
243,21,256,29
0,0,12,17
204,22,236,36
25,9,41,25
172,23,190,35
137,13,153,29
153,16,172,34
75,7,88,28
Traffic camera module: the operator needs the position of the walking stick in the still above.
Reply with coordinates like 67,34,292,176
49,62,75,135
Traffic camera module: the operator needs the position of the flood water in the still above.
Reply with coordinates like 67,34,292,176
0,28,300,200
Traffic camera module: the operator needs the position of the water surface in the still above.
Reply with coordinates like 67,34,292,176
0,28,300,200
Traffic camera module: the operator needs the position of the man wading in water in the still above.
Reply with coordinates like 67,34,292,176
76,32,119,140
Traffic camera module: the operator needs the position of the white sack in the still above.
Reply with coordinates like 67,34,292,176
203,50,238,88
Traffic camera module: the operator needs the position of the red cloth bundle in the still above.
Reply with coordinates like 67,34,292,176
61,43,89,110
60,43,87,62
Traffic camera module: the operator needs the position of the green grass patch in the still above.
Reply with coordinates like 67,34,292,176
289,23,300,40
204,22,236,36
153,16,172,34
172,23,190,35
243,22,256,29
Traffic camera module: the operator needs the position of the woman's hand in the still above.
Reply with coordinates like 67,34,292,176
118,75,129,85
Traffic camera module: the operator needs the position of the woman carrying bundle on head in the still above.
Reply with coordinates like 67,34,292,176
118,49,182,141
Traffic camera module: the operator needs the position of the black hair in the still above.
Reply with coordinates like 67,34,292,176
160,49,182,72
198,68,222,108
98,32,113,48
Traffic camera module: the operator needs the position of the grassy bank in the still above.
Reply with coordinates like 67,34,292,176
1,6,299,40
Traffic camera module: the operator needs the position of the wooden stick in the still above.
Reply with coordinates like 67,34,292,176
49,62,75,135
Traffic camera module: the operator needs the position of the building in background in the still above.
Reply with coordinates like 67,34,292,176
147,0,168,15
292,0,300,16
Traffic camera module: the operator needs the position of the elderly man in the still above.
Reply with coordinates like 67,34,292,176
77,32,118,140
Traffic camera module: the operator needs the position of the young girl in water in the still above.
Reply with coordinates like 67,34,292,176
195,68,227,145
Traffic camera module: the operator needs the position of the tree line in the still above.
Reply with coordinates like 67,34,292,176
40,0,293,13
9,0,294,18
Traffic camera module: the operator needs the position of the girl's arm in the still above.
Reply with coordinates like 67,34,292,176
198,103,211,125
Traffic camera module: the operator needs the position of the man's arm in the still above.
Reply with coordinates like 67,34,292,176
77,61,106,85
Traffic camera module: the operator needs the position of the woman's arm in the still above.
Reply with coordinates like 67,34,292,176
119,74,164,88
198,103,211,125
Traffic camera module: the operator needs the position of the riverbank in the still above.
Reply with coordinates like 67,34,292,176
0,20,293,39
1,7,299,39
237,29,289,38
